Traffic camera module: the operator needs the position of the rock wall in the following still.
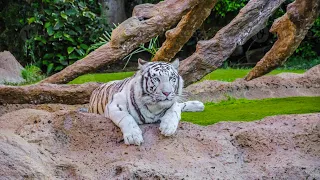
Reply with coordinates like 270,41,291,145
0,109,319,179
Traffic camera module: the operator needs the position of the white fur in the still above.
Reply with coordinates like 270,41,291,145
98,60,205,145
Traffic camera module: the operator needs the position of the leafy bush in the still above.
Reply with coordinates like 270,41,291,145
88,24,160,69
24,0,105,75
212,0,248,18
21,64,46,83
0,1,31,63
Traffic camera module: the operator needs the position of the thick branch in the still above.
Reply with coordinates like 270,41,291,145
245,0,320,80
0,83,100,105
40,0,201,84
179,0,286,86
152,0,217,62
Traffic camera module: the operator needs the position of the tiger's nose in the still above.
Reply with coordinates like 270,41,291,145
162,92,171,97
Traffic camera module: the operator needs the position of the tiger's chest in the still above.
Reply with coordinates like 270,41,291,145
133,104,173,124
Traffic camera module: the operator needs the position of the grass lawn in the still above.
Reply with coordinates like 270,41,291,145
69,71,135,84
181,97,320,125
69,69,305,84
200,69,305,82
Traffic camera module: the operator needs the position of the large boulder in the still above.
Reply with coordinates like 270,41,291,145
0,51,25,84
0,108,319,179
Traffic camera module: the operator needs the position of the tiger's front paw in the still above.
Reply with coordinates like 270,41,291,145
159,122,178,136
123,128,144,146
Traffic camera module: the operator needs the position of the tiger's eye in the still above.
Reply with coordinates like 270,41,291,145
152,77,160,82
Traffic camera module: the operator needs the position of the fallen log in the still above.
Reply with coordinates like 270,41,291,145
179,0,286,86
245,0,320,81
40,0,201,84
152,0,217,62
0,83,100,105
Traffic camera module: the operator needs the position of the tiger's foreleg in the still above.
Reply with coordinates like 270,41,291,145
159,102,181,136
105,94,144,146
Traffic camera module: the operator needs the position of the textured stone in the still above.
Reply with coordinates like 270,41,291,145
186,65,320,102
0,108,319,179
0,51,25,84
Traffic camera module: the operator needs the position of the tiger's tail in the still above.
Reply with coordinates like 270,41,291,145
179,101,205,112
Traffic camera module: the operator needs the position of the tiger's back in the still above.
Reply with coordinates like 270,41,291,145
88,76,132,114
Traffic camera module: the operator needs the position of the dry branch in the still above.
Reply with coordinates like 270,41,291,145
179,0,286,86
40,0,201,84
152,0,217,62
245,0,320,80
0,83,100,105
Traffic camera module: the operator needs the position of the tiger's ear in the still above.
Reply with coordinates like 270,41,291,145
171,58,179,70
138,58,148,69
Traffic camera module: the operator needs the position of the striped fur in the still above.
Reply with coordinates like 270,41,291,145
88,59,204,145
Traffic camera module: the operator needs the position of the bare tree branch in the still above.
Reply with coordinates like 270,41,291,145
152,0,217,62
0,83,100,105
179,0,286,86
40,0,201,84
245,0,320,80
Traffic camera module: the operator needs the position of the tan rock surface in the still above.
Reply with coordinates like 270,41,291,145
186,65,320,102
0,51,25,84
0,108,319,179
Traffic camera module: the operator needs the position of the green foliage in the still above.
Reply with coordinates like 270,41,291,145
282,56,320,70
182,97,320,125
88,25,160,69
293,17,320,59
4,64,46,86
21,64,46,84
24,0,105,75
0,1,31,61
213,0,248,18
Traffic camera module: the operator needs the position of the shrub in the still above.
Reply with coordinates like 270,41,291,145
21,64,46,83
24,0,105,75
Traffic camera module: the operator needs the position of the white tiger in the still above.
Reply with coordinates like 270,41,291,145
88,59,204,145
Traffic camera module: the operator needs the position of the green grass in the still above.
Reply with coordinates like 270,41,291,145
69,69,305,84
69,71,135,84
181,97,320,125
201,69,305,82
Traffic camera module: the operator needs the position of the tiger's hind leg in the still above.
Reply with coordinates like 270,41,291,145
179,101,205,112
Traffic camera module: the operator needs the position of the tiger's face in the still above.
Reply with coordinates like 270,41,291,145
138,59,183,106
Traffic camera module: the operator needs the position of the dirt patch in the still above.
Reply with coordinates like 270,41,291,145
0,109,319,179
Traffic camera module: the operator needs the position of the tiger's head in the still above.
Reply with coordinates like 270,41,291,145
137,58,183,107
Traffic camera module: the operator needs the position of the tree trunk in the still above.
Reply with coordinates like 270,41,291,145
0,83,100,105
40,0,201,84
245,0,320,81
152,0,218,62
178,0,287,86
101,0,127,25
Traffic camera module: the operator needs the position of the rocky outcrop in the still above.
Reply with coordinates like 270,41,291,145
0,108,319,179
186,64,320,102
0,51,25,84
